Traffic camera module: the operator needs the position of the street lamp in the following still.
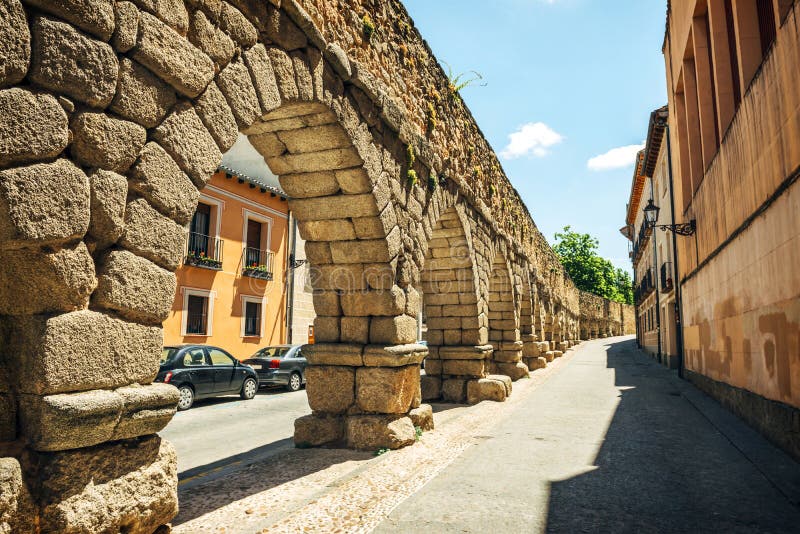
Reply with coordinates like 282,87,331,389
643,199,696,236
643,198,660,226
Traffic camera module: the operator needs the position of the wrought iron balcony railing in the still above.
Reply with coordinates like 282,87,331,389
661,261,674,293
185,232,223,270
242,247,274,281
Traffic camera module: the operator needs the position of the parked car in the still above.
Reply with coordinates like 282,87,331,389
156,345,259,410
242,345,307,392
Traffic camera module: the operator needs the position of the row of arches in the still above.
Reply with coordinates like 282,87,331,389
0,0,629,531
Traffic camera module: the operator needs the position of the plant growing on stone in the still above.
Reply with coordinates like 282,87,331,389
443,61,486,103
407,169,418,187
406,144,415,166
362,14,376,43
375,448,390,456
428,172,438,192
415,426,423,440
426,101,437,133
397,20,411,36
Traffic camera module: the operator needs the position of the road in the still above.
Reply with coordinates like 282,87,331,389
160,386,310,475
169,338,800,533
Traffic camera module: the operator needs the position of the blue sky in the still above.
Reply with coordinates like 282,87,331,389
403,0,668,271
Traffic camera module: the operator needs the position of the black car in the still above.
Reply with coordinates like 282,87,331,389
156,345,259,410
242,345,307,392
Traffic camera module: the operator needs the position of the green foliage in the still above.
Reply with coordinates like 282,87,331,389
553,226,633,305
407,169,418,187
415,426,423,440
362,15,375,42
406,144,415,166
375,447,390,456
426,101,437,132
443,61,486,102
428,172,438,192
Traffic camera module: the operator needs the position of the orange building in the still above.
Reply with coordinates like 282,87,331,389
162,168,294,360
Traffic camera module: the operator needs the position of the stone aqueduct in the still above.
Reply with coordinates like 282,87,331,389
0,0,633,531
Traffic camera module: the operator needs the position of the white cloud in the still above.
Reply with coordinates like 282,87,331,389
500,122,564,160
586,143,645,171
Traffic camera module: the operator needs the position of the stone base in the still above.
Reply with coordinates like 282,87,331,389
442,378,468,402
0,457,36,534
420,375,442,401
294,412,424,450
28,435,177,534
685,370,800,462
492,361,530,381
465,375,512,404
345,415,416,450
525,356,547,370
409,404,434,431
294,413,344,447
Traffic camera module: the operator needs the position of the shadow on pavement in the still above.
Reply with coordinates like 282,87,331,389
545,339,800,533
430,402,467,414
178,438,295,484
175,438,372,526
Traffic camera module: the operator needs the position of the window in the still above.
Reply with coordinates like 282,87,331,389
241,296,265,337
188,203,212,257
244,301,261,337
757,0,776,57
161,348,177,365
724,0,742,108
254,346,291,359
181,288,215,336
183,348,207,367
242,211,273,274
208,348,234,366
186,295,208,335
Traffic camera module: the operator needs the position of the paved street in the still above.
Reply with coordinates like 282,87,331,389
160,386,310,475
171,338,800,533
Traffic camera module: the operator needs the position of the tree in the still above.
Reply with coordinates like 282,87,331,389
553,226,633,305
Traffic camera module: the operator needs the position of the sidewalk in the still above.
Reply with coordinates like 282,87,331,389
376,338,800,533
172,338,800,533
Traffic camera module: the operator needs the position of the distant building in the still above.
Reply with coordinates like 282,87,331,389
162,164,315,358
662,0,800,458
626,107,680,368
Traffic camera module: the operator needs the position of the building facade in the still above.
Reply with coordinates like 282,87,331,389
663,0,800,458
627,108,681,368
162,168,315,359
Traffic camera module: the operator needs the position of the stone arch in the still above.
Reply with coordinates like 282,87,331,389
486,250,528,381
0,1,425,530
519,267,547,371
0,0,637,529
417,201,490,403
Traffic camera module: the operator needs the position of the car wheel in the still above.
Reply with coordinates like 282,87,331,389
177,385,194,411
287,372,302,392
240,378,258,400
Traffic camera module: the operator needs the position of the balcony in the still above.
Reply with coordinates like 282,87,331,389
660,262,674,293
634,268,656,304
631,219,653,264
242,247,274,281
185,232,223,270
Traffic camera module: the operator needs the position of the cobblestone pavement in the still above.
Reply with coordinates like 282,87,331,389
172,338,800,533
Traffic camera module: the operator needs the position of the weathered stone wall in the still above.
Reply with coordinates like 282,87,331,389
0,0,630,529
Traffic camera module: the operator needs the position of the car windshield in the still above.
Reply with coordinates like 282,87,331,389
252,346,292,359
161,348,178,365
